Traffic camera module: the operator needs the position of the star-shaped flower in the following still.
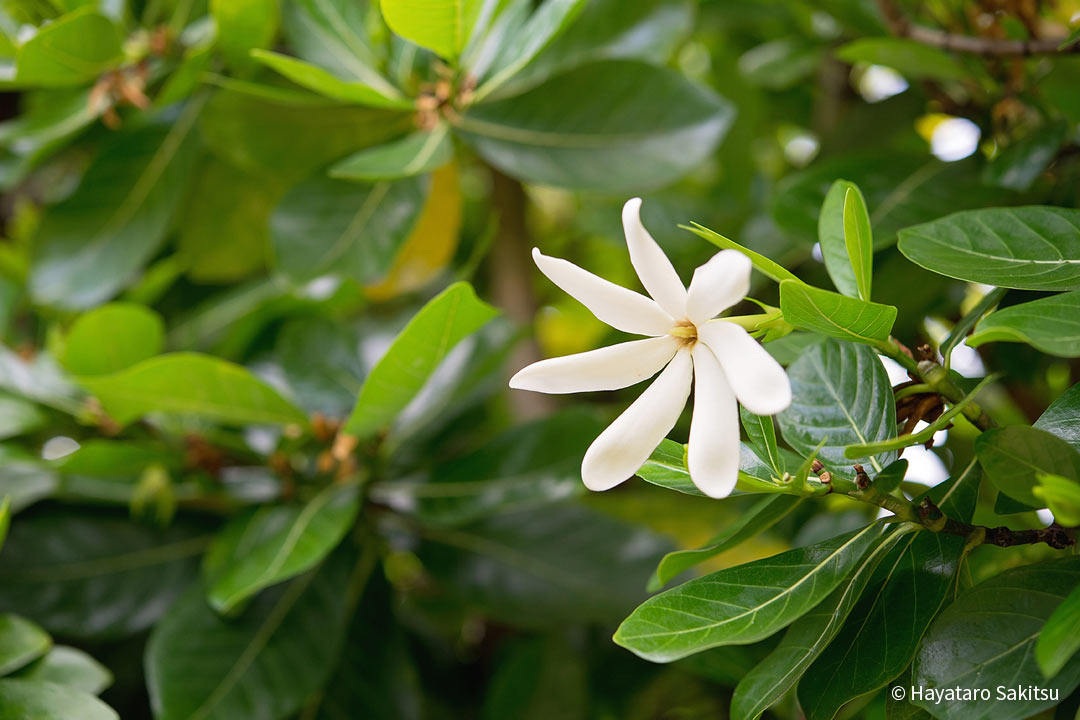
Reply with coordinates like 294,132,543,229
510,198,792,498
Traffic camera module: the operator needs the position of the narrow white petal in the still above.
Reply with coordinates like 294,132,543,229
622,198,688,319
685,249,752,325
532,248,672,336
698,320,792,416
581,349,693,491
509,336,679,394
688,344,740,498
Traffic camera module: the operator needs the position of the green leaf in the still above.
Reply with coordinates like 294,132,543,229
898,207,1080,290
12,9,122,87
779,280,896,345
251,50,413,108
637,438,804,496
818,180,861,298
0,497,8,551
648,494,804,592
0,613,50,675
12,646,112,696
967,289,1080,357
146,544,361,720
740,406,783,476
1038,584,1080,680
270,174,427,285
975,425,1080,507
1034,472,1080,526
0,679,117,720
330,124,453,181
473,0,586,100
683,223,799,284
419,502,670,626
731,527,913,720
457,60,732,191
778,339,897,479
982,120,1067,191
379,0,483,59
0,396,46,440
834,38,967,80
1035,381,1080,452
29,119,200,310
0,509,211,640
799,464,982,720
60,303,164,375
78,353,309,428
211,0,279,71
939,287,1006,365
207,483,360,613
911,556,1080,720
0,87,98,187
343,282,498,439
737,38,822,90
614,523,888,663
404,409,600,527
843,186,873,301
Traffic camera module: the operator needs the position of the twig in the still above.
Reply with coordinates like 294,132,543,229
876,0,1079,56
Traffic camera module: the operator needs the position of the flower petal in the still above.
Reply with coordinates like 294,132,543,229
688,344,740,498
509,336,679,394
622,198,688,319
685,249,751,326
532,248,672,336
581,349,692,491
698,320,792,416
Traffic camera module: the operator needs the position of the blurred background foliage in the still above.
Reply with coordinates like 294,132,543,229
0,0,1078,718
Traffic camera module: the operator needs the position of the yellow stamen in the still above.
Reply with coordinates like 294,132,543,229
669,322,697,340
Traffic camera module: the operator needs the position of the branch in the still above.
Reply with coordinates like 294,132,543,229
876,0,1079,56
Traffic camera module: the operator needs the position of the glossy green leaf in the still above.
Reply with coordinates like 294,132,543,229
29,120,199,310
834,38,966,80
799,463,982,720
967,289,1080,357
898,207,1080,290
1038,584,1080,680
13,9,122,87
147,545,360,720
731,528,912,720
779,280,896,344
211,0,279,70
0,613,50,675
60,303,164,375
975,425,1080,507
684,223,799,284
419,502,670,626
79,352,309,428
818,180,861,298
474,0,586,99
740,407,783,476
1034,473,1080,526
637,438,804,496
0,87,97,187
379,0,483,59
13,646,111,695
207,483,360,613
778,339,897,480
648,494,804,592
251,50,412,108
330,125,453,181
615,523,887,663
0,679,117,720
843,186,873,301
982,120,1067,191
912,556,1080,720
270,174,427,285
0,396,46,440
343,282,498,438
404,409,600,527
458,60,732,191
0,509,211,640
1035,381,1080,452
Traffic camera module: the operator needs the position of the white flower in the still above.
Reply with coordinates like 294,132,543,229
509,198,792,498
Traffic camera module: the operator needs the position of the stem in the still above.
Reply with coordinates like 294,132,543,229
876,337,995,431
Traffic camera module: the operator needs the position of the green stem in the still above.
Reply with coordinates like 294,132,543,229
894,383,933,401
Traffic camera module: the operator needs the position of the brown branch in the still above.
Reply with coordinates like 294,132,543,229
876,0,1078,56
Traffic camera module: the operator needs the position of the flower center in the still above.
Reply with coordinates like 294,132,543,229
669,320,697,345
